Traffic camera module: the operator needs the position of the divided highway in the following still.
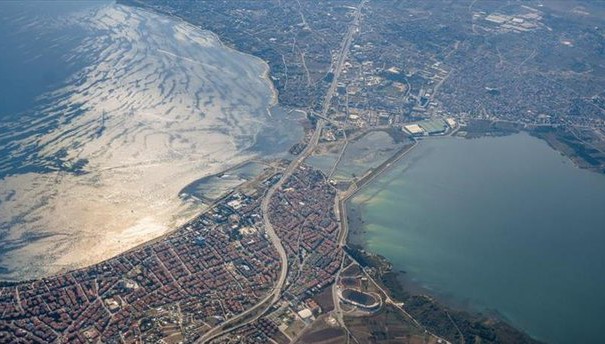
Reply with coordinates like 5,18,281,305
199,1,366,342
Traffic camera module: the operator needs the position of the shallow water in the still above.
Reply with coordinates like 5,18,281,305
0,1,298,280
332,130,407,180
350,133,605,343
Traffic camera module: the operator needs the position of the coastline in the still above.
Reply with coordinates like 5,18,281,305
204,28,279,110
2,2,601,343
339,137,542,343
346,197,495,313
120,1,281,110
0,2,284,282
456,119,605,175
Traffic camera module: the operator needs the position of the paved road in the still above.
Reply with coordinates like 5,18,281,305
197,2,366,343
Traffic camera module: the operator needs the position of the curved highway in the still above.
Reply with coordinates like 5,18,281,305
198,2,366,342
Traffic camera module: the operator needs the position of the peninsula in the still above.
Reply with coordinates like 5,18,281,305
2,0,604,343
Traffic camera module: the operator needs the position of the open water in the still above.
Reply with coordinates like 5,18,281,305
350,133,605,343
0,1,300,280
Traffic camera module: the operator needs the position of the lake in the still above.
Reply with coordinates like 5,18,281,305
349,133,605,343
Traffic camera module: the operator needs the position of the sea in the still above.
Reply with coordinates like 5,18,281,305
349,132,605,343
0,1,301,280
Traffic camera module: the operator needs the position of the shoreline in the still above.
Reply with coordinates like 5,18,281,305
456,119,605,175
1,2,598,343
0,181,233,285
338,136,542,343
120,1,280,111
0,3,284,283
346,197,499,315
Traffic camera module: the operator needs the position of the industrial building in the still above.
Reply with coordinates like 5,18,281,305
403,118,449,136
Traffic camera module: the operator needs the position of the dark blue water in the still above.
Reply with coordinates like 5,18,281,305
0,1,106,178
0,1,110,273
0,1,304,281
0,2,103,116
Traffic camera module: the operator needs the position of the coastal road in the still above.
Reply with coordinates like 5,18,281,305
197,1,366,343
259,0,366,305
